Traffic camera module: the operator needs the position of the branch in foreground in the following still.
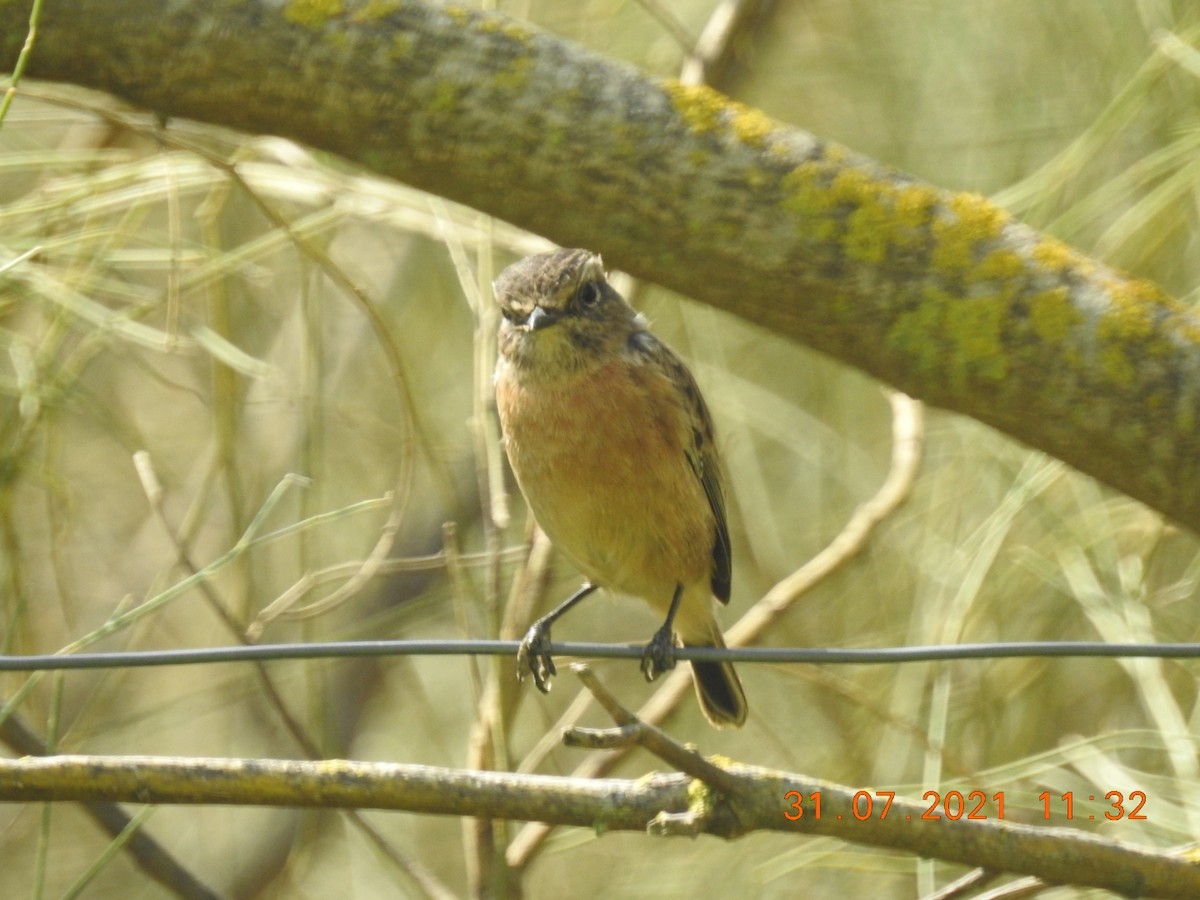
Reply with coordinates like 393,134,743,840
0,750,1192,897
2,1,1198,529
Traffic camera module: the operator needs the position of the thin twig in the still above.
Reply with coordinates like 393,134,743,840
132,451,456,900
924,868,1002,900
680,0,776,87
567,666,741,796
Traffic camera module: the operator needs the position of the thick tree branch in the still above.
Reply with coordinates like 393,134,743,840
2,0,1198,529
0,752,1192,898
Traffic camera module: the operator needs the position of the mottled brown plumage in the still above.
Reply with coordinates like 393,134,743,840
493,248,746,727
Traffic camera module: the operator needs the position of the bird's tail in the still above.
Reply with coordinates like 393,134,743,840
685,627,747,728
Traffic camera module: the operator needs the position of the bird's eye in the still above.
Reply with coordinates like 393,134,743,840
576,281,603,308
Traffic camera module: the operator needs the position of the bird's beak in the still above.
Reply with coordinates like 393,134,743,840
526,305,560,332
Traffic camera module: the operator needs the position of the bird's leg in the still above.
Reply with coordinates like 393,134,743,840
641,583,682,682
518,582,599,692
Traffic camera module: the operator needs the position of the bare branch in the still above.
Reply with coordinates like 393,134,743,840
0,750,1193,897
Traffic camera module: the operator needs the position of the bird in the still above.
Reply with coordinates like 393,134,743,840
492,248,747,728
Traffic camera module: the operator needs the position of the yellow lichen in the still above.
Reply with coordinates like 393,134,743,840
478,16,534,45
887,184,937,247
833,169,880,206
948,192,1009,241
284,0,345,27
930,215,975,273
729,105,776,148
929,193,1008,275
1099,292,1156,342
890,285,1012,386
1031,234,1086,277
1028,288,1078,344
492,54,533,92
946,294,1009,382
823,144,849,166
781,162,841,241
444,4,472,26
1108,277,1178,343
832,168,892,255
1101,345,1136,388
351,0,402,23
663,81,775,148
1175,314,1200,349
845,201,891,265
976,249,1023,282
888,298,945,377
893,185,938,229
781,162,831,215
1123,276,1173,308
779,158,997,274
663,81,723,134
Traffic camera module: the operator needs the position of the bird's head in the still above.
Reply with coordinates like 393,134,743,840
493,248,644,374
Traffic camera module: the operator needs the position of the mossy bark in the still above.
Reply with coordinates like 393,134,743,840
3,0,1199,529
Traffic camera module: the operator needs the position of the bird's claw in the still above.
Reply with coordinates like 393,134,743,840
640,624,678,682
517,621,557,693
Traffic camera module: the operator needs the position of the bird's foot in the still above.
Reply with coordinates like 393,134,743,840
640,624,678,682
517,620,557,693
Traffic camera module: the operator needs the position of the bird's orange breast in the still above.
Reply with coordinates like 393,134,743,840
496,355,714,610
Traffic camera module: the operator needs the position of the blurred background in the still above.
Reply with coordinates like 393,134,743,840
1,0,1198,897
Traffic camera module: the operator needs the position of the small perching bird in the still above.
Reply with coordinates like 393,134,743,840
492,248,747,728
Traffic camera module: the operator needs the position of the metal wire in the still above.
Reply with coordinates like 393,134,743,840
0,639,1198,671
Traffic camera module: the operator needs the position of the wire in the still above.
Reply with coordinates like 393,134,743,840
0,640,1198,671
